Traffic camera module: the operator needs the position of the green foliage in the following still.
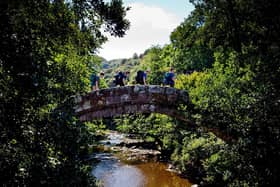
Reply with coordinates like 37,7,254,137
174,47,280,185
171,132,225,181
98,77,108,89
181,2,280,184
0,0,129,186
174,52,262,185
115,114,180,152
85,120,106,134
170,12,214,72
202,145,259,187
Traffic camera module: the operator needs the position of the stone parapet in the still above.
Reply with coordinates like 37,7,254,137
74,85,190,121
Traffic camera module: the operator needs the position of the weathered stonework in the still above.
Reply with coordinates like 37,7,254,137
74,85,190,122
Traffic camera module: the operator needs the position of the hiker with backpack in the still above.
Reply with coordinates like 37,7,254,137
163,67,175,87
90,72,99,91
135,69,150,85
90,71,106,91
114,71,126,86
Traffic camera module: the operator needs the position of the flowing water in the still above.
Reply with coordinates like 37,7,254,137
91,132,193,187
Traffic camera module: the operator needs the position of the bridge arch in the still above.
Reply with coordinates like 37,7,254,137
74,85,191,122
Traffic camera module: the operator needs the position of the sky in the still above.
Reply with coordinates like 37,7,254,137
97,0,194,60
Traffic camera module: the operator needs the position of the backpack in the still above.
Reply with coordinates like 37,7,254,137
114,72,125,86
163,72,172,85
90,74,99,86
135,70,144,84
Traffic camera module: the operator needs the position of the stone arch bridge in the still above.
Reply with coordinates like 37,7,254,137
74,85,191,122
74,85,233,142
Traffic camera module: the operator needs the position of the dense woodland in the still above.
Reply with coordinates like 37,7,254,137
1,0,280,186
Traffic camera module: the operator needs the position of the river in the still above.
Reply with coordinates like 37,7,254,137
91,131,193,187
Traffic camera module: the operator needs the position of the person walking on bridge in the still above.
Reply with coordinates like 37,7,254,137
114,70,126,86
135,69,150,85
163,67,175,87
90,71,105,91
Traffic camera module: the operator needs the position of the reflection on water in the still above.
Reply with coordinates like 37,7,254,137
103,165,145,187
136,162,192,187
92,153,192,187
91,153,120,180
92,153,145,187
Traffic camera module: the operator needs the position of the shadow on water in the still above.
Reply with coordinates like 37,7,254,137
135,162,192,187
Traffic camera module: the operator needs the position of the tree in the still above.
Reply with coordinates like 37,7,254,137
0,0,129,186
178,0,280,185
170,11,214,72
